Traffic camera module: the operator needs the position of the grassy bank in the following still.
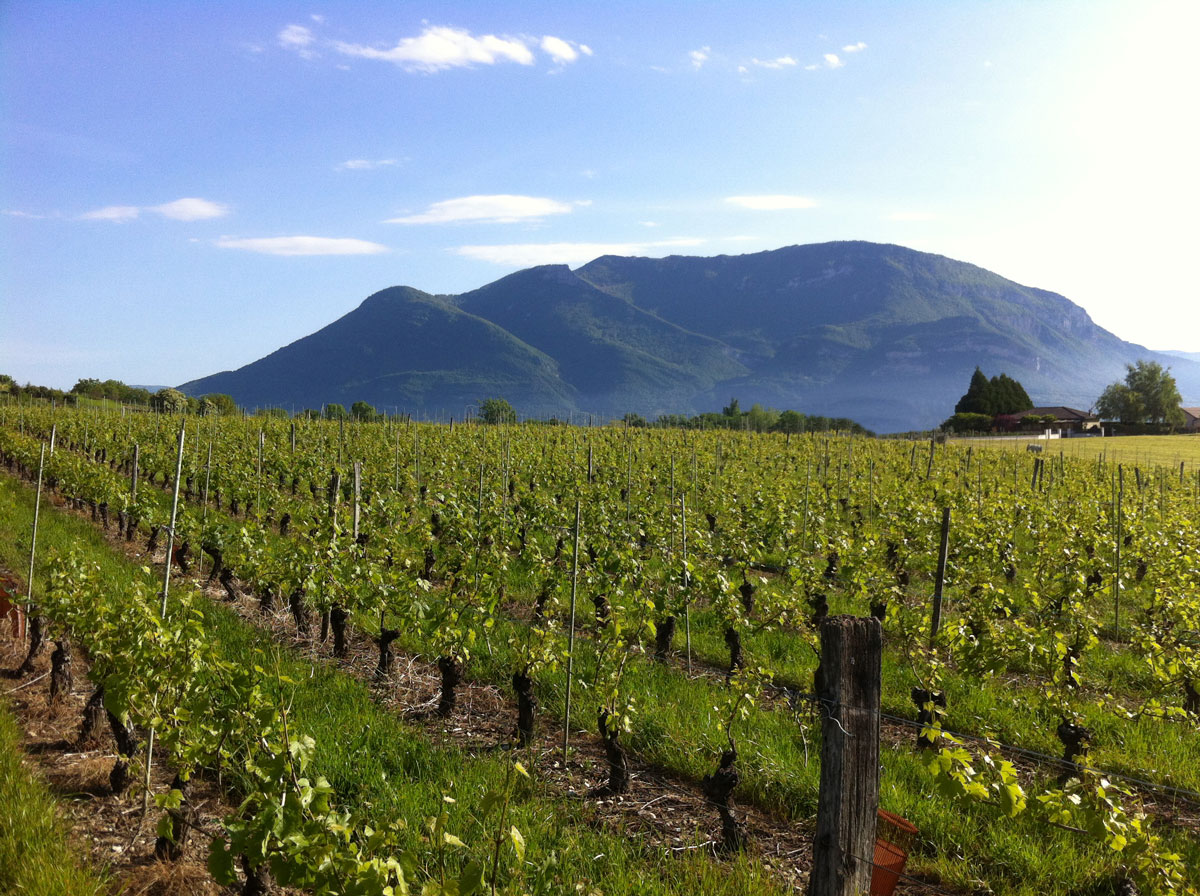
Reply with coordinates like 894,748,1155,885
0,699,107,896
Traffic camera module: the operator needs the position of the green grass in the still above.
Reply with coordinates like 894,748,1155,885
0,700,107,896
957,433,1200,475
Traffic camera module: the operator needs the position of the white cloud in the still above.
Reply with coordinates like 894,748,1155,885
823,53,843,68
455,238,703,267
690,46,711,69
80,198,228,222
335,26,535,72
279,24,317,58
386,194,577,224
80,205,141,222
541,35,579,65
4,209,52,219
328,25,589,72
153,198,229,221
751,56,798,70
725,194,817,210
214,236,389,256
889,211,934,222
336,158,400,171
843,41,867,53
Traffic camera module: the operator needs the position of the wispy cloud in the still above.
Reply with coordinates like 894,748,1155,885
214,236,389,256
152,198,229,221
805,47,862,70
725,195,817,211
455,238,703,267
79,197,229,222
323,25,590,73
3,209,54,219
750,56,798,70
278,24,317,58
336,158,400,171
80,205,142,222
690,46,711,69
386,194,578,225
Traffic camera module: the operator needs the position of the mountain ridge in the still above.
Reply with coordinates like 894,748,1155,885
179,241,1200,431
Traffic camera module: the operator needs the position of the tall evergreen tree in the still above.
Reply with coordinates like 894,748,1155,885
955,367,993,415
954,368,1032,416
990,373,1032,414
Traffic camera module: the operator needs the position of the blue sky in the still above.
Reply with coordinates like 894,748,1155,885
3,1,1198,390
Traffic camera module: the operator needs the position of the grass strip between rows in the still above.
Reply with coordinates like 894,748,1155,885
0,696,108,896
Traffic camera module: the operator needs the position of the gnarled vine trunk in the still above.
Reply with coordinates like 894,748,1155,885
17,613,45,677
154,772,193,861
330,605,348,657
911,687,946,750
289,589,310,636
513,670,536,746
701,747,744,852
106,709,139,794
597,709,629,794
376,627,399,677
436,655,463,717
78,685,107,746
653,615,676,661
49,639,72,701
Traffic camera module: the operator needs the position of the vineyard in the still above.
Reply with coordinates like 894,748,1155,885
1,404,1198,895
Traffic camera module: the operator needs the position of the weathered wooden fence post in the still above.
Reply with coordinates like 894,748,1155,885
563,500,581,762
810,615,882,896
930,506,951,647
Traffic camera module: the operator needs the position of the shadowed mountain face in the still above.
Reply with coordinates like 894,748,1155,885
180,241,1200,432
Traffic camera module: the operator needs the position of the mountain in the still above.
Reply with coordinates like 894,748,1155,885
180,286,579,417
179,241,1200,432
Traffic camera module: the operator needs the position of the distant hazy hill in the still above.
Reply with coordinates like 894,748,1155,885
179,241,1200,432
1161,350,1200,365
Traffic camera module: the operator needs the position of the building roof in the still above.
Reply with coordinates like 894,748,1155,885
1019,406,1098,421
1182,407,1200,421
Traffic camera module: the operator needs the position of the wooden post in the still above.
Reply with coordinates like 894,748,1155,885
353,461,362,541
146,424,185,815
625,438,633,523
160,425,186,617
810,616,882,896
930,506,951,646
563,500,581,762
130,443,140,503
201,440,212,523
1114,467,1124,637
681,493,691,674
25,443,46,620
256,429,264,516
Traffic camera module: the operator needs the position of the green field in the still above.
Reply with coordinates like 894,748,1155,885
1,405,1198,895
957,432,1200,474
